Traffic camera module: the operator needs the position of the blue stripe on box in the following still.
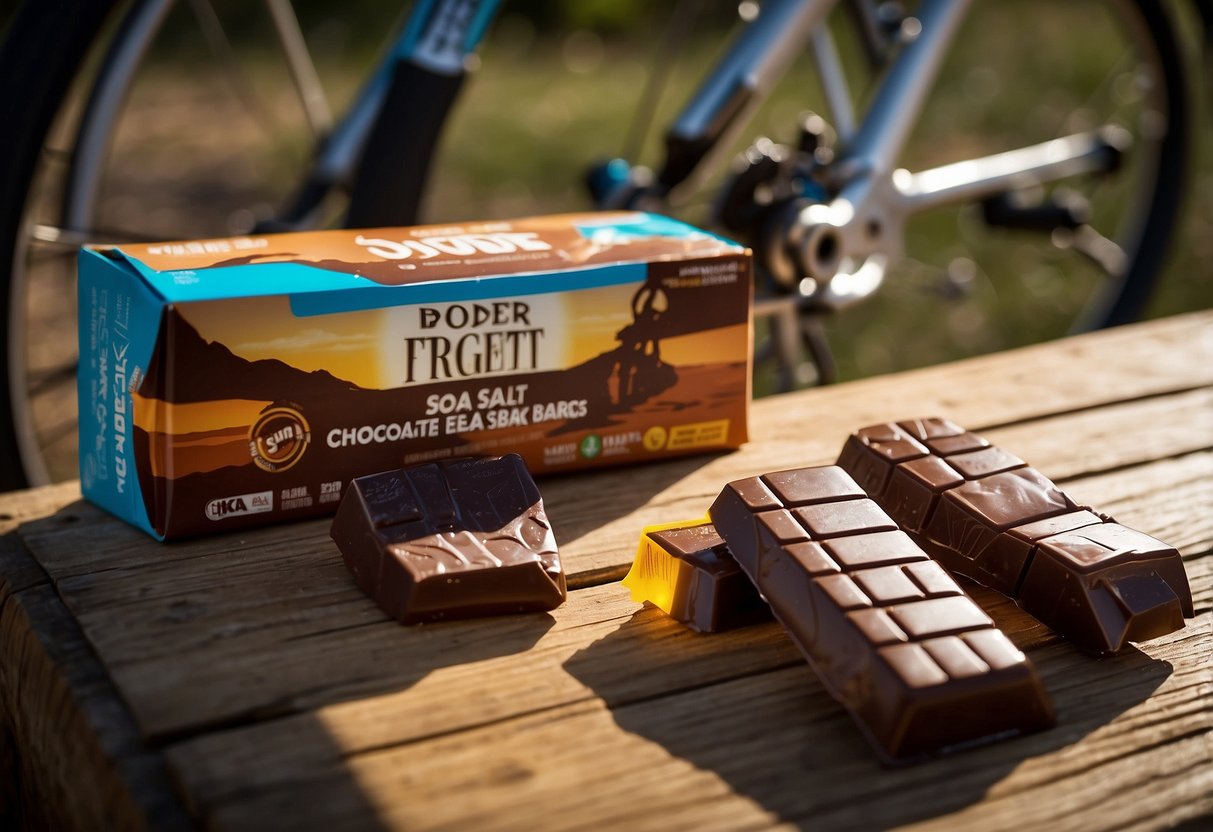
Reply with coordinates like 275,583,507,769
288,262,648,317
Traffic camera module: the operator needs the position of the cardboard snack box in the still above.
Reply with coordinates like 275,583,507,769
78,212,752,540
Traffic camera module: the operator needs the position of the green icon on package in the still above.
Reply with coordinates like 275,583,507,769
579,434,602,459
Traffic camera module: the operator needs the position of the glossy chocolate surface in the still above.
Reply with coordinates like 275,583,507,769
708,465,1054,763
330,454,566,624
838,419,1194,654
623,522,772,632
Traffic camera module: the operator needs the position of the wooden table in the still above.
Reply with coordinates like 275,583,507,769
2,312,1210,831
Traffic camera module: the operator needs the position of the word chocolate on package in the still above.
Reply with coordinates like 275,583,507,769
78,212,752,539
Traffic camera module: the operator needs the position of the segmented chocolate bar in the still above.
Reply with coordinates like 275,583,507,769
838,418,1193,654
622,521,771,632
331,455,566,624
708,465,1054,763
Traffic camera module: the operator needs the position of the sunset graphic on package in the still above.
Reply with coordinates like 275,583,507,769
78,212,752,540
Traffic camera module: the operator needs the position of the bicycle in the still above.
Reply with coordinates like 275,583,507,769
1,0,1208,491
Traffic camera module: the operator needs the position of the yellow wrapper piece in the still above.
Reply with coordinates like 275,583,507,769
622,517,770,633
621,518,710,614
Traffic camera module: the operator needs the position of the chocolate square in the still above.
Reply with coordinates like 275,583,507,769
839,419,1194,655
331,455,566,624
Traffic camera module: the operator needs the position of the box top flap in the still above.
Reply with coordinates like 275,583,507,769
92,212,744,304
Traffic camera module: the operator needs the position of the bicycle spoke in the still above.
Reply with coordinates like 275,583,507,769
187,0,284,141
30,223,160,250
1076,46,1138,129
892,129,1124,215
27,362,78,398
621,0,705,162
264,0,332,137
37,416,80,452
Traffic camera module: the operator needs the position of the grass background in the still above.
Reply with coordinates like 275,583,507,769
78,0,1213,385
10,0,1208,481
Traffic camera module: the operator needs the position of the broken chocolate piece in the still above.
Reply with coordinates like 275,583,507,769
330,455,566,624
709,465,1054,763
838,419,1194,654
622,521,772,632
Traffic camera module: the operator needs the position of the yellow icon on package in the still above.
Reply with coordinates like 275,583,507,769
642,425,667,451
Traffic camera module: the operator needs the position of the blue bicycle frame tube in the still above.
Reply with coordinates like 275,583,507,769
339,0,503,226
309,0,501,221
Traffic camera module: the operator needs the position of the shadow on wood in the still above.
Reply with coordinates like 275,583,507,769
5,504,559,828
562,607,1173,830
541,451,724,544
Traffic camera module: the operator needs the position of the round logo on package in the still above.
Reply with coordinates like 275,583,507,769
249,404,312,472
643,426,668,451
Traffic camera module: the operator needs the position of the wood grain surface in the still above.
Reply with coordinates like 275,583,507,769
1,311,1210,831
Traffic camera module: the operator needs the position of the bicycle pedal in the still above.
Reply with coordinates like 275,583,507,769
586,159,654,209
981,189,1090,232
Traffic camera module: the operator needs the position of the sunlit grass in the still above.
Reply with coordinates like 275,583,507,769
99,1,1211,389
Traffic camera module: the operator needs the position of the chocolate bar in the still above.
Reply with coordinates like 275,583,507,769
330,454,566,624
838,418,1193,654
622,521,772,632
709,466,1054,763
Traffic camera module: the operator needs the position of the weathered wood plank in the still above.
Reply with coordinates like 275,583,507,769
0,494,192,829
0,556,190,829
0,481,80,536
6,376,1201,744
23,367,1199,618
981,387,1213,482
191,612,1212,831
1060,454,1213,563
50,446,1212,747
1,312,1209,832
161,452,1212,826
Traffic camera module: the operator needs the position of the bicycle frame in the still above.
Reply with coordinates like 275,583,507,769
331,0,976,224
62,0,1123,278
43,0,1137,417
3,0,1190,490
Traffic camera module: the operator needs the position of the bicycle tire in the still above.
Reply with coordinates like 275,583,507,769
757,0,1193,391
1084,0,1188,329
0,0,1197,490
0,0,124,491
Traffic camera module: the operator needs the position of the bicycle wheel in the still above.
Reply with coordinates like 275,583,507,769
0,0,1197,489
808,0,1193,382
0,0,317,490
727,0,1194,390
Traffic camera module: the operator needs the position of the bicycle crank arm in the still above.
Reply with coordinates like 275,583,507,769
889,127,1128,215
764,126,1129,310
